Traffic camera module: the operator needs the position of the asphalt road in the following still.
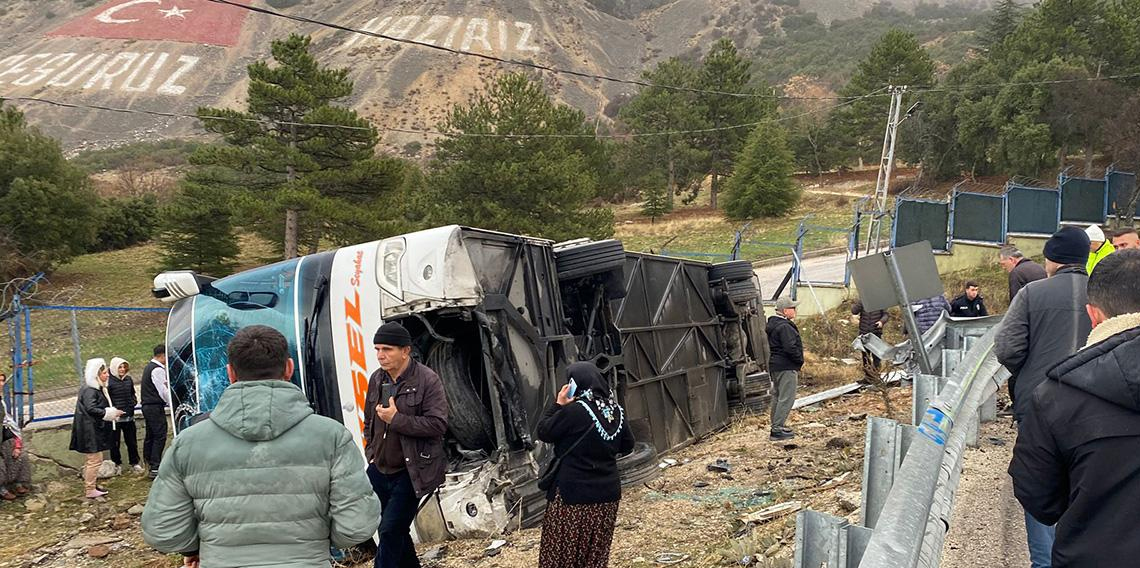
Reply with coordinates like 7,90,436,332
755,252,850,300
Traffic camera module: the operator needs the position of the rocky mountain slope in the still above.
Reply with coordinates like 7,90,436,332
0,0,987,151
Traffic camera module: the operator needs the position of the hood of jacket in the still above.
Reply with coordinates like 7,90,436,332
209,380,314,442
109,357,128,379
1048,316,1140,412
84,358,107,389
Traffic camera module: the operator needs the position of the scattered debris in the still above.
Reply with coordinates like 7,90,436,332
483,539,508,557
807,472,852,493
659,458,680,469
127,504,145,516
655,551,690,564
781,443,799,450
741,501,803,525
422,544,447,564
720,473,735,481
848,413,868,421
802,422,826,429
826,437,852,449
88,544,111,559
988,437,1007,446
693,481,710,488
840,358,859,366
24,499,45,513
64,535,122,551
707,459,732,473
78,513,95,523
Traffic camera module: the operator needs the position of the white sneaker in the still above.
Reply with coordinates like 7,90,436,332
132,465,144,475
114,464,122,476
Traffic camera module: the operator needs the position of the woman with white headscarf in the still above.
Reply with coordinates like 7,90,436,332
69,359,123,498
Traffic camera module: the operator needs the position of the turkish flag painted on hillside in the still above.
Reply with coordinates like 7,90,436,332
47,0,252,47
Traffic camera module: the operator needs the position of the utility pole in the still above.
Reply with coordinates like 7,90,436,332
862,86,920,257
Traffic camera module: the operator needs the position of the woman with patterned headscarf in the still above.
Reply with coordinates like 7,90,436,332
536,362,635,568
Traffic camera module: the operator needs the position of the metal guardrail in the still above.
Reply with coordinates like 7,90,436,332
795,316,1007,568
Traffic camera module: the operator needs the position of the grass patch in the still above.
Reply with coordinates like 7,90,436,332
615,190,880,260
3,236,279,393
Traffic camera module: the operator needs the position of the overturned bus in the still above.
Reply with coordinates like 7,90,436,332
153,225,770,541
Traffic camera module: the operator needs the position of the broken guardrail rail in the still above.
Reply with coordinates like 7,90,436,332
795,315,1008,568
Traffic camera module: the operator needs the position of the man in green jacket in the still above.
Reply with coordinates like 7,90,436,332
142,325,380,568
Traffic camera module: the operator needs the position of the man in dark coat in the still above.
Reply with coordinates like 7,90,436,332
999,245,1047,304
995,226,1093,568
949,281,988,318
364,322,449,568
767,298,803,441
851,299,888,382
1009,250,1140,568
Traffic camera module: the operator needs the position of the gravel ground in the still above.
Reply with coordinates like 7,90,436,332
941,419,1030,568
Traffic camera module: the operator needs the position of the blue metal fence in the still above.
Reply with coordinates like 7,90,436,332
3,300,168,426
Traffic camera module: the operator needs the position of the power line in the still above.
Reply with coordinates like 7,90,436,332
3,88,883,139
202,0,850,101
907,71,1140,94
204,0,1140,102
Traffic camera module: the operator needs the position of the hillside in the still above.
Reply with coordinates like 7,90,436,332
0,0,991,153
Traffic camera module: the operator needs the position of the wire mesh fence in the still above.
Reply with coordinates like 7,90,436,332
2,303,167,426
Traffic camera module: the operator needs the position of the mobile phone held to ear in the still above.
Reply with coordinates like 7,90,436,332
566,378,578,399
381,383,395,408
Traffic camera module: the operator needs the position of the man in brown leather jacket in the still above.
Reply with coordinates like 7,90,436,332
363,322,449,568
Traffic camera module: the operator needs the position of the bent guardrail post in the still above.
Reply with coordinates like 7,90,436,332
857,325,1002,568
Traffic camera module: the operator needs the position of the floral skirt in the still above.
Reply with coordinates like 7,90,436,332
0,438,31,487
538,492,620,568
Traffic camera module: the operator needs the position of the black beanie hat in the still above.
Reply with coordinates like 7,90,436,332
1043,226,1091,266
373,322,412,347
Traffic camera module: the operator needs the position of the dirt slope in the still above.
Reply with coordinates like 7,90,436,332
0,0,989,152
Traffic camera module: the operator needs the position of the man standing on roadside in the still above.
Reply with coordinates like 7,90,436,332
364,322,449,568
139,344,169,478
851,299,888,383
1009,250,1140,567
142,325,379,568
998,245,1047,304
995,226,1094,568
767,298,803,442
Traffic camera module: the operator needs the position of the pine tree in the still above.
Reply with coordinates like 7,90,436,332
192,34,405,259
698,39,776,209
0,104,98,279
619,58,709,209
979,0,1022,52
639,173,671,223
723,122,800,220
427,72,614,241
828,29,935,166
158,183,240,276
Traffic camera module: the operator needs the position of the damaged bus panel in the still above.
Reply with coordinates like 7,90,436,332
156,225,769,541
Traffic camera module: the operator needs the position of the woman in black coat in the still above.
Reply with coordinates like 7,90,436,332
536,362,635,568
106,357,141,474
69,358,124,499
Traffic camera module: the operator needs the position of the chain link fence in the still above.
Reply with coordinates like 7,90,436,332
2,301,167,427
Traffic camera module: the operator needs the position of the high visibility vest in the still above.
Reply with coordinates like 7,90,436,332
1087,241,1115,274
